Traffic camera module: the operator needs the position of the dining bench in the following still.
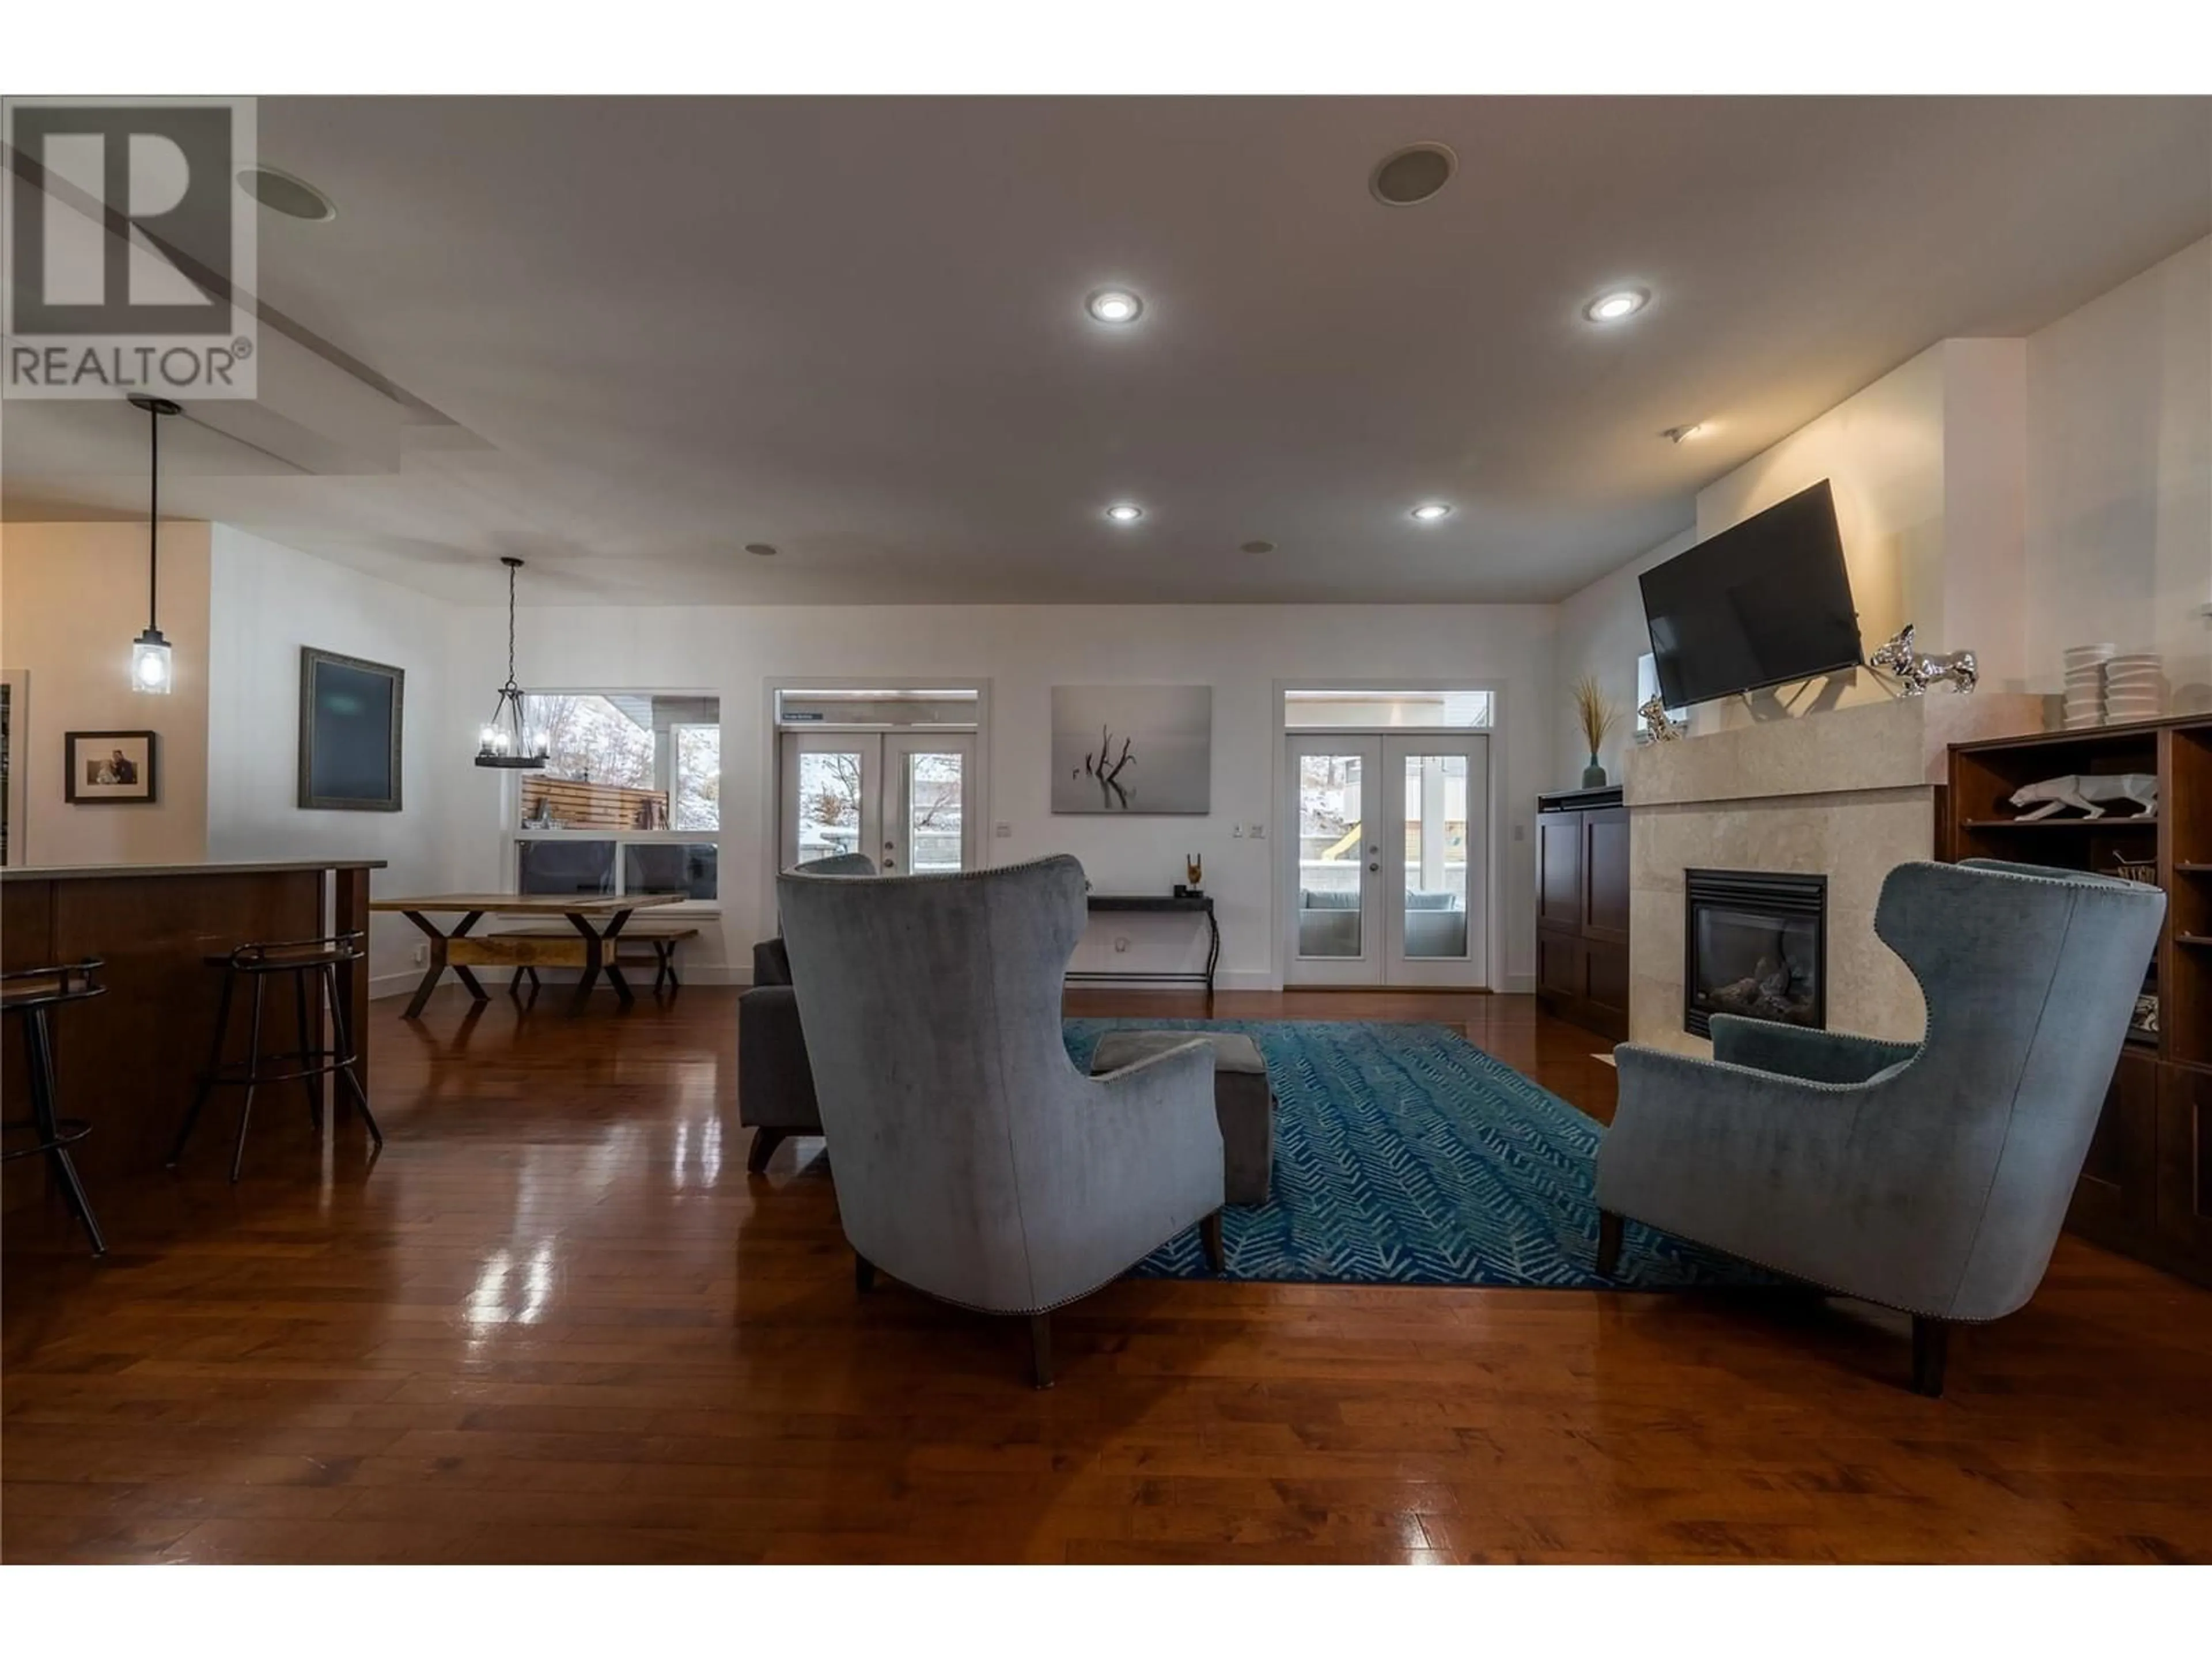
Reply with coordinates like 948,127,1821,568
494,918,702,994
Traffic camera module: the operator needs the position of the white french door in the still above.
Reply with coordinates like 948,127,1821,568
1285,732,1488,988
779,732,976,875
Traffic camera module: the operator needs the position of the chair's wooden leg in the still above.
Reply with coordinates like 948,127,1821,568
1912,1316,1950,1397
1199,1209,1225,1274
854,1252,876,1294
1029,1313,1054,1389
746,1126,786,1175
1596,1209,1624,1277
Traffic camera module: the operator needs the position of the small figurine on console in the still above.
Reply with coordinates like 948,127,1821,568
1871,623,1978,696
2006,773,2158,821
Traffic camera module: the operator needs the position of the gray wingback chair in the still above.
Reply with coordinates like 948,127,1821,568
776,854,1225,1387
1596,858,2165,1395
740,853,876,1172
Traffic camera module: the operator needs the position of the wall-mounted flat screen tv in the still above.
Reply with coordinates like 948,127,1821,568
1638,478,1861,708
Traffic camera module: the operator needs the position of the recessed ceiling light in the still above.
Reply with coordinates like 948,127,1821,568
236,165,336,222
1408,502,1453,522
1582,287,1649,324
1661,423,1710,444
744,542,778,557
1086,289,1143,325
1370,142,1457,207
1240,539,1275,554
1104,502,1145,523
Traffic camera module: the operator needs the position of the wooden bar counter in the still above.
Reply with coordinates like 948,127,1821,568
1,859,384,1226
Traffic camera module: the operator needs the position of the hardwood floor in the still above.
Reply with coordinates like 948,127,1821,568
5,985,2209,1564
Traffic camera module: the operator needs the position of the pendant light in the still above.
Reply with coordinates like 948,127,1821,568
474,556,547,768
126,394,182,694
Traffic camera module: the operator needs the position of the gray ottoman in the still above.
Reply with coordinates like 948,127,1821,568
1089,1030,1274,1205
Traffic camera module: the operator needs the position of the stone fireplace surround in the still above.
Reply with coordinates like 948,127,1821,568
1624,692,2043,1056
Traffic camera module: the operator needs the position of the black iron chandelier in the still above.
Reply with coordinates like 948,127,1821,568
474,556,548,769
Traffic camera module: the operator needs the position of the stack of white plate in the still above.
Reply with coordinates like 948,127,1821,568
2062,643,2113,728
2103,653,2163,724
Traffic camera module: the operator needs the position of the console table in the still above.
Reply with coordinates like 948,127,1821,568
1069,893,1219,1002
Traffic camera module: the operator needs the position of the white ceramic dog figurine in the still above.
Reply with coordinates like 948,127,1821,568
2006,774,2159,821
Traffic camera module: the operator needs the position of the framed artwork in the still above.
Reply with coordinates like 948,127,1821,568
1051,685,1213,814
300,647,404,812
65,729,157,804
2,670,25,862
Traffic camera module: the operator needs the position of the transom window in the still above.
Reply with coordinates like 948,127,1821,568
1284,688,1494,729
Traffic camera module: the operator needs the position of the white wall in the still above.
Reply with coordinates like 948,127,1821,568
0,520,212,866
205,526,461,993
2025,236,2212,710
444,603,1559,991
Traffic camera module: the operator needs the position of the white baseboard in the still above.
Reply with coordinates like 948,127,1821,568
1217,969,1278,993
1500,973,1535,994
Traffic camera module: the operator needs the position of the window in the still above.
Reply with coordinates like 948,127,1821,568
512,693,721,902
1285,688,1494,729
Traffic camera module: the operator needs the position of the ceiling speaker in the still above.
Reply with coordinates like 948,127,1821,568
1369,143,1456,207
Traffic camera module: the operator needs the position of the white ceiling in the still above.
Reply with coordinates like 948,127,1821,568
5,96,2207,607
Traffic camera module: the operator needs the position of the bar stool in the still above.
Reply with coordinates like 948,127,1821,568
2,958,108,1256
168,933,383,1183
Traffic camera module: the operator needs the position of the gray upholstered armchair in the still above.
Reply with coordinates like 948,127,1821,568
775,854,1225,1387
739,853,876,1172
1596,858,2165,1395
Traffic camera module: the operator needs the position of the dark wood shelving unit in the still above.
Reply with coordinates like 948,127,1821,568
1960,816,2158,830
1535,787,1628,1043
1945,714,2212,1287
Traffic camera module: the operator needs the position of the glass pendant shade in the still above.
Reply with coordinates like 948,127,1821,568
131,628,174,695
128,395,182,693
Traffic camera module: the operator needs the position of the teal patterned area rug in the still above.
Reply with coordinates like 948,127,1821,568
1062,1018,1770,1290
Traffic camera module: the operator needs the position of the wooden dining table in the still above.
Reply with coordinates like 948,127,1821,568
371,892,683,1018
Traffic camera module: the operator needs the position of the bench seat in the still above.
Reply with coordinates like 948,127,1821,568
487,920,701,993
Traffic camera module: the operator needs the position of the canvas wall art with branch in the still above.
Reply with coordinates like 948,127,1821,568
1050,685,1212,815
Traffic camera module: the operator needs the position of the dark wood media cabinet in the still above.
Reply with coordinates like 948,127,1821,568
1943,714,2211,1288
1535,786,1630,1043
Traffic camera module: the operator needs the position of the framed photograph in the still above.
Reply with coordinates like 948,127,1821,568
65,729,157,804
2,669,26,863
1051,684,1213,814
300,647,404,812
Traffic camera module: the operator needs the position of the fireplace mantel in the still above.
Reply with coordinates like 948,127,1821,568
1627,693,2044,810
1623,694,2041,1056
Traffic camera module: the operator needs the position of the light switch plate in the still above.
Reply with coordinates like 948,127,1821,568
1249,823,1266,839
994,822,1012,838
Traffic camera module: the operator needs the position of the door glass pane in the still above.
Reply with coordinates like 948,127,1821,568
794,751,865,862
1297,753,1365,957
624,842,718,900
1402,753,1469,958
517,839,615,896
905,752,965,874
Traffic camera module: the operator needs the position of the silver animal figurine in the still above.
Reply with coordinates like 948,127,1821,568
2006,773,2158,821
1639,694,1685,742
1871,623,1978,695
